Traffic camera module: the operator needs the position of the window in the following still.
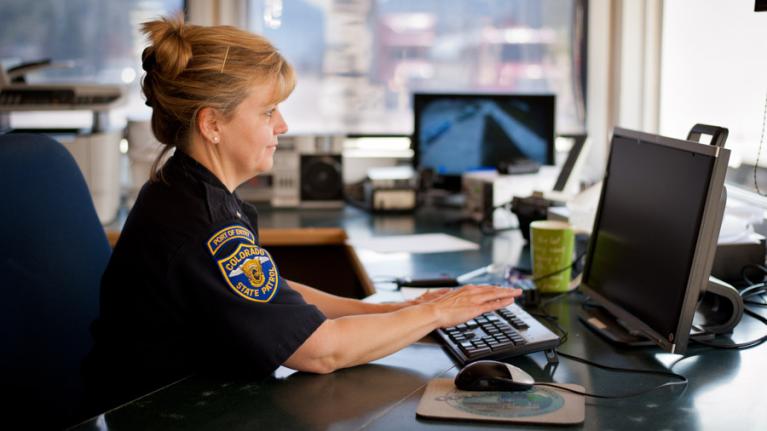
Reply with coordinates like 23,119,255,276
660,0,767,196
0,0,185,128
248,0,586,136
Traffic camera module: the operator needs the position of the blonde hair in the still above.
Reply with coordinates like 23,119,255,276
140,15,296,181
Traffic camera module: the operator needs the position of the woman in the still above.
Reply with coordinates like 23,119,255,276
83,16,521,411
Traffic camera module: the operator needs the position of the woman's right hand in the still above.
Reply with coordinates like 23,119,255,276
426,285,521,328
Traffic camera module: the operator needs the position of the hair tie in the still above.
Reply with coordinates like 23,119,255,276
220,46,230,73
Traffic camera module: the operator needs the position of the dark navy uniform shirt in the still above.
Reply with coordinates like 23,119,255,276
83,150,326,409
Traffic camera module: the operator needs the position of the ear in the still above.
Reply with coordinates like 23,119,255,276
196,107,223,144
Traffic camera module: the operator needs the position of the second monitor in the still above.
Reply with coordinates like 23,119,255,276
412,92,555,192
579,127,739,355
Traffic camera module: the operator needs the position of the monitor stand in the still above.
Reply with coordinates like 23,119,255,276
579,305,657,346
579,276,744,347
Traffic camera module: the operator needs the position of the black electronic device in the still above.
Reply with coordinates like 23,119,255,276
551,134,587,193
397,277,460,288
579,126,742,355
496,158,540,175
412,92,555,193
0,60,122,114
454,360,535,392
435,303,560,365
756,0,767,12
511,192,551,242
300,154,343,203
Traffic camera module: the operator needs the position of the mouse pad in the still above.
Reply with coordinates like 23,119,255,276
416,378,585,425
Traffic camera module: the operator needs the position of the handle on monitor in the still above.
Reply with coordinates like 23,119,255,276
696,276,744,334
686,124,729,148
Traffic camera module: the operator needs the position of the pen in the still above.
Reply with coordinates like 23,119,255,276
397,263,499,288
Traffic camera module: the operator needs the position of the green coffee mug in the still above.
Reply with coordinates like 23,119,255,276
530,220,575,293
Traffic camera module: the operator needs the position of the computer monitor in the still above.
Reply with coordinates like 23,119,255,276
579,127,730,355
412,93,555,192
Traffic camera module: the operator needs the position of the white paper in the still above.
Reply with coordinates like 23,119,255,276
348,233,479,254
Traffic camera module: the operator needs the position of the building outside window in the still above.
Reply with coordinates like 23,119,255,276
248,0,587,137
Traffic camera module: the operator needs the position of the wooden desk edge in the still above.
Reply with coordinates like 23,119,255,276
104,227,375,296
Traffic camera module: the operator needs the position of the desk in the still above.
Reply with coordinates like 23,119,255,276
75,206,767,430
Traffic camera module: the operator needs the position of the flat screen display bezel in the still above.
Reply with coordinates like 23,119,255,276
579,127,728,353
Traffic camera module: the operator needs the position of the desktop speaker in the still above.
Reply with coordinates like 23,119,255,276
261,135,344,208
300,154,343,206
297,135,344,208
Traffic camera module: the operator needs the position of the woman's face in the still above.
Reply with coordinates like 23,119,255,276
217,82,288,182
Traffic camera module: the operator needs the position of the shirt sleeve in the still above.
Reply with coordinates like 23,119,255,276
167,222,326,377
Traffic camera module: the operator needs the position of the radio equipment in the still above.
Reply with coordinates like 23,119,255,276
238,134,344,208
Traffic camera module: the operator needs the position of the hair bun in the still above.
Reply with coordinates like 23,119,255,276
141,47,156,73
141,15,192,80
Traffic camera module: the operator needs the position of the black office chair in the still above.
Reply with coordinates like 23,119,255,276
0,133,110,429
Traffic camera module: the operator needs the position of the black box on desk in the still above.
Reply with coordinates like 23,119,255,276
711,233,766,284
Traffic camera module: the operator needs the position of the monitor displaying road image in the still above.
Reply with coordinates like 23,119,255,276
414,94,555,176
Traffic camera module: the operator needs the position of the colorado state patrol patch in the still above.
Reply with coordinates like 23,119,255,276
207,224,280,303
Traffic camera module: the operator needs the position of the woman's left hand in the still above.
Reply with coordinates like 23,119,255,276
406,288,451,305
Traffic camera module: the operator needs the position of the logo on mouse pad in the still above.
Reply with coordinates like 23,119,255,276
438,388,564,418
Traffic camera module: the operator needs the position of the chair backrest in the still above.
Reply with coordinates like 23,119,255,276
0,133,110,428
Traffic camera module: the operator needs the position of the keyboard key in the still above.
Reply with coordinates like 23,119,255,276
510,320,528,329
490,340,515,350
468,347,491,356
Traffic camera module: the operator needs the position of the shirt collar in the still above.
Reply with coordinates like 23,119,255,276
171,150,245,222
173,150,231,193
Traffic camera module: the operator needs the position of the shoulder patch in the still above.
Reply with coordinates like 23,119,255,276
207,224,256,255
215,243,280,303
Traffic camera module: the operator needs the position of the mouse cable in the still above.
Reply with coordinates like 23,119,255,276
532,350,688,399
527,290,586,345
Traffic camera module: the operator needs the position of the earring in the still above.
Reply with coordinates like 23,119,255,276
213,136,219,143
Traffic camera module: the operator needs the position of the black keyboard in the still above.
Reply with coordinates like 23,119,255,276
435,303,561,364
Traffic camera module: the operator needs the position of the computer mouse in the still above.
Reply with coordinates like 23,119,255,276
454,360,535,392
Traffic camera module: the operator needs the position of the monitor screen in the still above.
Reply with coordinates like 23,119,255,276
412,93,555,191
581,128,729,354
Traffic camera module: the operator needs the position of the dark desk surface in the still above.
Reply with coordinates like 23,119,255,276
74,206,767,430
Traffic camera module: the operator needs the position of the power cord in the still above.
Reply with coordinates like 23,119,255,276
691,280,767,349
531,250,587,283
527,290,688,399
534,350,688,399
741,263,767,287
753,88,767,196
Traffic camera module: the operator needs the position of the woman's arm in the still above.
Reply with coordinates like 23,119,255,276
283,285,521,374
287,279,448,318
